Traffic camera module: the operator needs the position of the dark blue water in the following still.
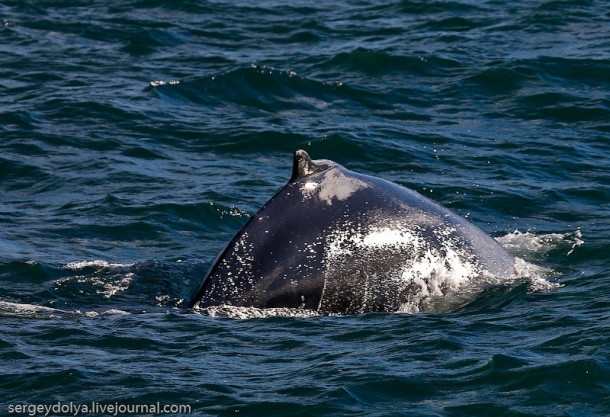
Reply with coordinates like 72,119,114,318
1,0,609,415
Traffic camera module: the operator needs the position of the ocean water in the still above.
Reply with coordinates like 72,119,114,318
1,0,609,415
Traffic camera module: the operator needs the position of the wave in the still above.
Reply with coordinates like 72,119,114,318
0,259,207,318
55,194,249,233
143,54,610,146
316,47,462,76
147,65,373,110
0,301,67,319
0,300,130,319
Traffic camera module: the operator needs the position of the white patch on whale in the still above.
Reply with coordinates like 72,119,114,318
320,221,482,313
300,169,370,205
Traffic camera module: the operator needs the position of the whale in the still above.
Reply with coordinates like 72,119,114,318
189,150,515,314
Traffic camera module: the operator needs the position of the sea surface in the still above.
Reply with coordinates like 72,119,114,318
1,0,609,415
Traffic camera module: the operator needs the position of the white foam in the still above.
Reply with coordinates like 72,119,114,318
149,80,180,87
55,265,134,299
496,229,583,257
61,261,134,298
493,229,582,292
200,305,320,319
511,257,561,292
100,309,131,316
0,302,135,319
96,272,134,298
63,260,133,270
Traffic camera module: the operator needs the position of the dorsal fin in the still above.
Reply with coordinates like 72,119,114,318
291,150,331,181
